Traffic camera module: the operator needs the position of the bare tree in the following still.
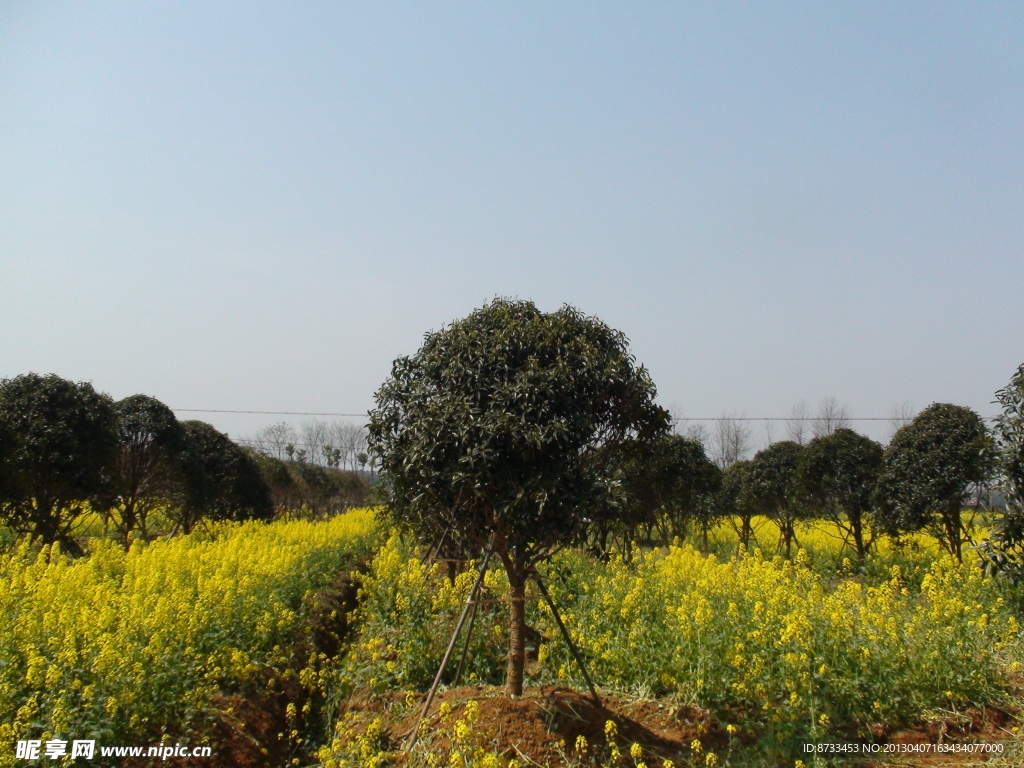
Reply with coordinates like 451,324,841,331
249,422,298,460
710,412,752,469
812,396,851,439
887,401,916,442
670,407,710,446
330,421,368,471
786,399,810,445
683,421,710,445
301,419,331,466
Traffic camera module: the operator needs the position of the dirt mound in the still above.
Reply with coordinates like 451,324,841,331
339,685,727,767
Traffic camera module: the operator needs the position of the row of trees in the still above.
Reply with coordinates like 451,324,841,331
613,401,995,564
0,374,274,553
681,396,916,471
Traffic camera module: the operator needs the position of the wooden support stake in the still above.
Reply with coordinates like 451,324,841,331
405,541,494,753
531,573,601,706
451,587,481,686
425,528,449,564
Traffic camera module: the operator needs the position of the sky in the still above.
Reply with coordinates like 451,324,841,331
2,2,1022,449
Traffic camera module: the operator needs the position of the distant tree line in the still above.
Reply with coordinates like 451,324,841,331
595,381,1022,567
244,419,372,472
249,451,371,519
0,373,368,554
681,394,915,470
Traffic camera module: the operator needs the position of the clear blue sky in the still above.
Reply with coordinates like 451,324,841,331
2,2,1021,446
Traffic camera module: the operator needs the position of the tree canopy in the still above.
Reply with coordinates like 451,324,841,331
873,403,991,560
746,440,805,558
981,364,1024,579
797,428,883,564
719,459,756,547
0,373,120,554
993,364,1024,510
612,434,721,549
177,420,274,533
112,394,187,544
368,298,669,695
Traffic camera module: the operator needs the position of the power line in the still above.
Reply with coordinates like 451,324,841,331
672,416,998,422
174,408,368,417
172,409,1000,422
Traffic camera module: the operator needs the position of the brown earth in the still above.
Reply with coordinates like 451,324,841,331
337,684,730,767
333,686,1022,768
858,707,1018,768
121,681,1020,768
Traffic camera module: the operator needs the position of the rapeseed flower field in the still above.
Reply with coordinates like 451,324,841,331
3,512,1022,767
0,508,380,768
326,528,1023,766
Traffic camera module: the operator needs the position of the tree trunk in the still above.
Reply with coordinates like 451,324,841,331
739,515,752,548
945,502,963,562
504,557,528,697
851,511,866,566
781,516,793,559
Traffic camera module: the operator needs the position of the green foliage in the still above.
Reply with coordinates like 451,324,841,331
0,373,119,554
291,462,370,518
717,459,756,547
0,416,15,505
797,428,883,563
177,421,273,532
111,394,187,544
617,434,721,546
745,441,805,558
252,453,371,519
368,298,669,694
982,364,1024,580
996,363,1024,507
369,298,669,559
874,403,991,560
251,451,300,509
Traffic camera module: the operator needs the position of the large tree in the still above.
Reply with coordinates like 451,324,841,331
719,459,756,548
177,421,274,533
0,373,120,555
111,394,187,545
368,299,669,696
873,403,991,561
615,434,720,549
980,364,1024,579
797,428,883,565
746,441,805,558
